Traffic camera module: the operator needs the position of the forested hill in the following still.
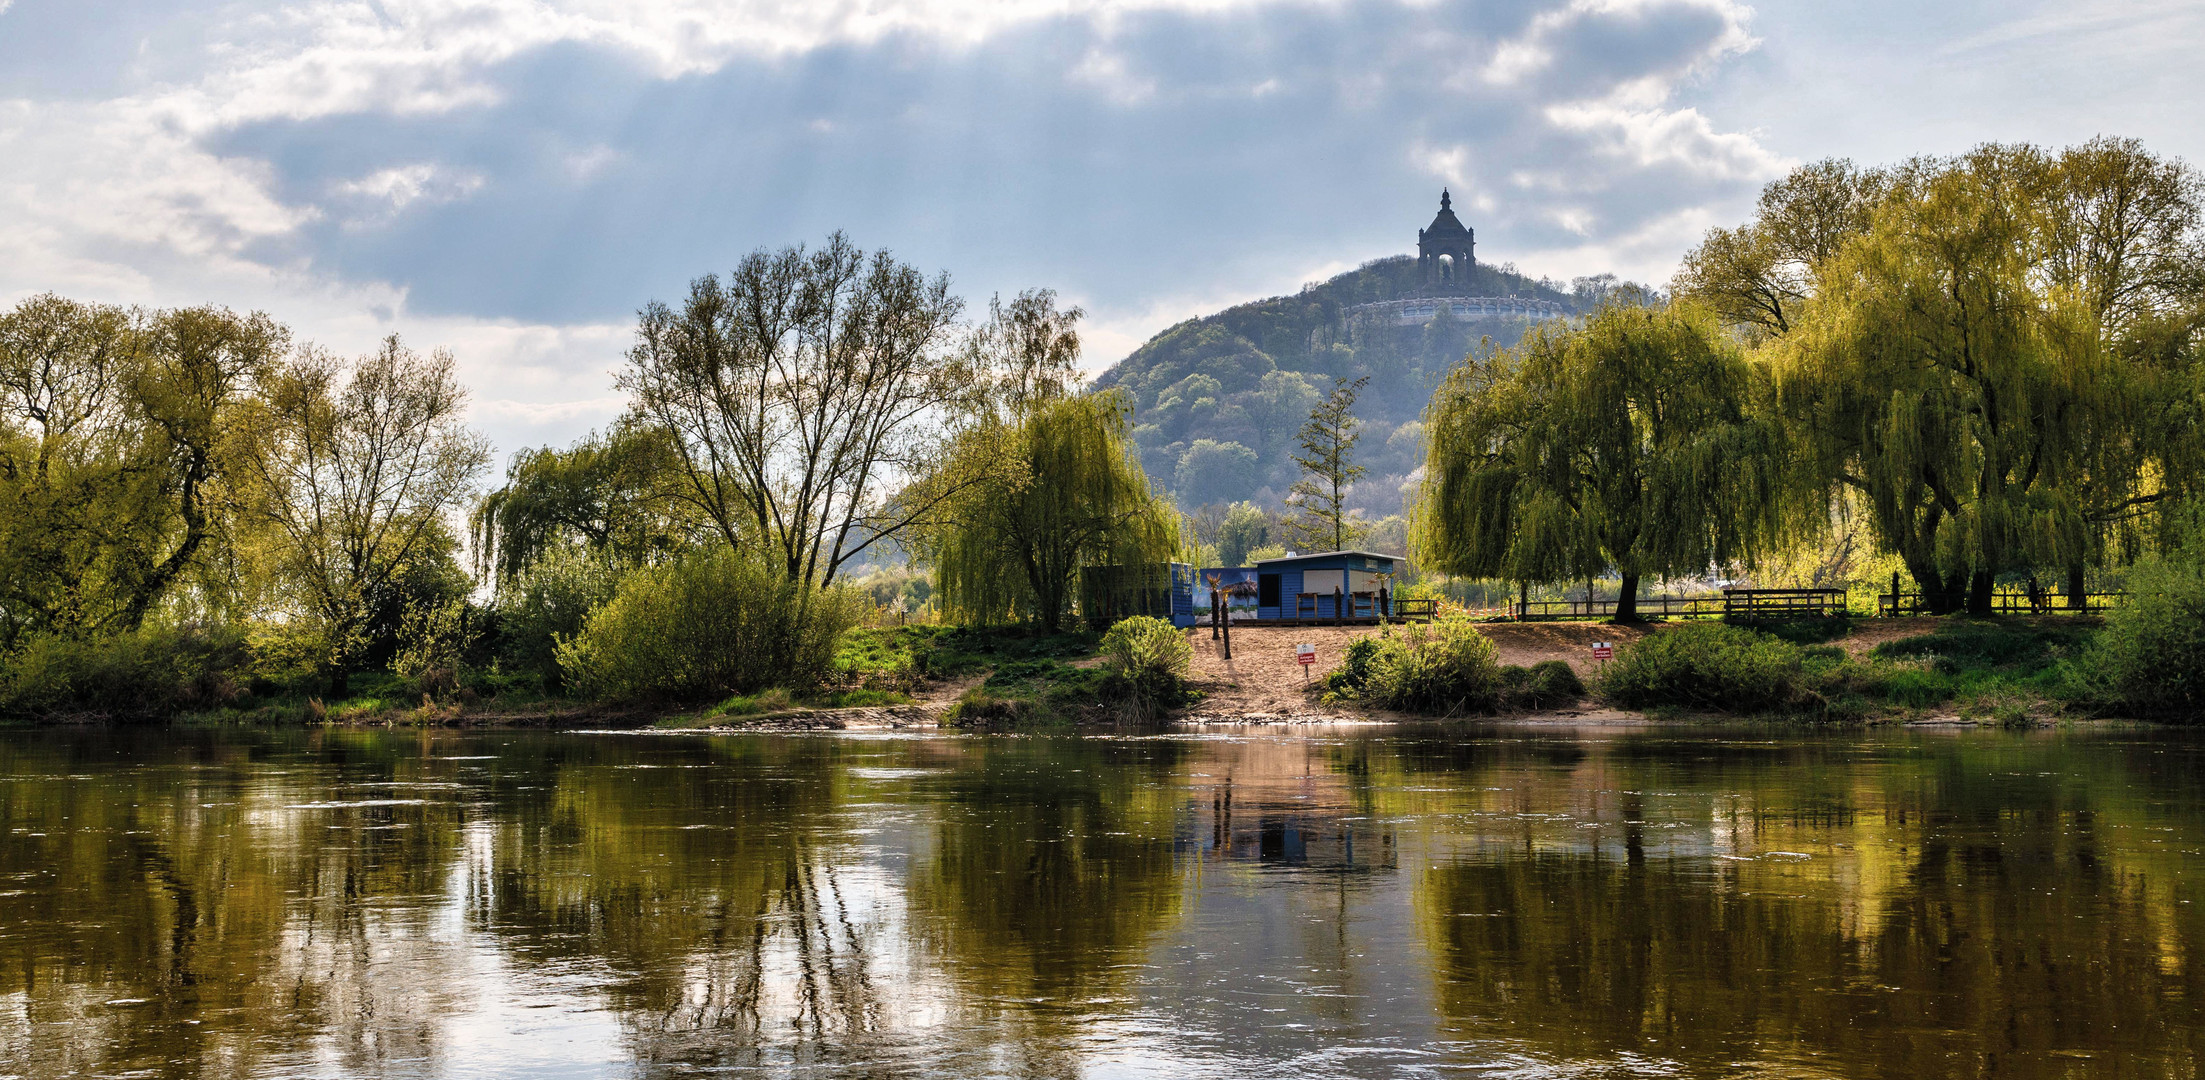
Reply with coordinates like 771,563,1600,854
1090,254,1597,518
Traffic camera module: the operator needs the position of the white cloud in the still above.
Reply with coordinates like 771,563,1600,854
0,0,1798,449
1545,101,1789,181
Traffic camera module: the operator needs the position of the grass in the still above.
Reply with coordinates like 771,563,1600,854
1597,616,2101,723
945,658,1111,731
837,625,1120,731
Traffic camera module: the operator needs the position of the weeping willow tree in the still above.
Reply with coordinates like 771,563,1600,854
468,419,699,585
1768,145,2152,615
1683,139,2205,612
916,392,1180,633
1414,299,1780,622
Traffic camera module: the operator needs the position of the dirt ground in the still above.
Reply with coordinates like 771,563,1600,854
1184,620,1652,721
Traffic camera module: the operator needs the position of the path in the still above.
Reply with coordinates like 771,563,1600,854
1183,620,1650,721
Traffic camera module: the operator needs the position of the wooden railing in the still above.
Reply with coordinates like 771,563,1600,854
1513,594,1726,620
1879,590,2124,616
1389,598,1438,622
1723,588,1848,618
1510,588,1846,621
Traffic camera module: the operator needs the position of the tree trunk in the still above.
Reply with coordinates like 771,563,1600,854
1967,568,1995,617
2066,562,2087,610
1910,563,1956,615
327,667,350,699
1612,572,1641,623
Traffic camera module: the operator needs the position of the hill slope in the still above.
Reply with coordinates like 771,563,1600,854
1091,255,1599,518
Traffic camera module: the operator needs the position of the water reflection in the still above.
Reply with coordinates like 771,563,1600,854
1,726,2203,1077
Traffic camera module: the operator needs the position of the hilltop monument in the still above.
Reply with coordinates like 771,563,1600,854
1416,189,1476,290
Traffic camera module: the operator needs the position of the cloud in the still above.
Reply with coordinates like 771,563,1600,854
0,0,1787,452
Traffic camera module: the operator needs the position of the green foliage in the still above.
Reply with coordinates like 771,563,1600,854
1417,299,1779,620
1327,616,1503,714
1098,615,1193,723
490,548,621,693
1496,660,1587,710
1736,616,1854,645
2075,553,2205,716
1691,140,2205,615
555,549,865,702
391,598,483,702
0,297,286,643
469,419,694,583
1286,375,1369,552
1872,620,2096,673
916,392,1181,632
0,624,255,720
1175,439,1261,509
1598,623,1806,713
1326,637,1386,697
943,654,1113,731
1214,501,1274,566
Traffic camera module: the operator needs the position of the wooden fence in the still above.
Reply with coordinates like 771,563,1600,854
1510,588,1847,621
1878,590,2125,616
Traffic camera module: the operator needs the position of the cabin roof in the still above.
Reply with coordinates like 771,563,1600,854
1251,550,1405,566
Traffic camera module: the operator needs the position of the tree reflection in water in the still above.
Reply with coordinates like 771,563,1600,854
1411,729,2205,1078
3,727,2205,1078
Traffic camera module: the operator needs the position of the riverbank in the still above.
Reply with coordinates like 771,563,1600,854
96,612,2116,733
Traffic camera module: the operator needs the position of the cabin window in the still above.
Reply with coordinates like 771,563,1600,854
1258,574,1282,608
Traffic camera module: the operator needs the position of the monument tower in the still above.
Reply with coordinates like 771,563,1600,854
1416,189,1475,290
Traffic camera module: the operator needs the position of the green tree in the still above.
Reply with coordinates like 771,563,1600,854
1246,369,1320,459
917,393,1180,632
1417,300,1779,622
1215,501,1272,566
1684,140,2205,613
0,296,284,642
1769,145,2171,614
238,336,490,694
618,233,969,587
469,419,697,584
1174,439,1260,509
1286,375,1368,552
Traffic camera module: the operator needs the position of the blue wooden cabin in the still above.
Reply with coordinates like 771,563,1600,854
1252,550,1404,622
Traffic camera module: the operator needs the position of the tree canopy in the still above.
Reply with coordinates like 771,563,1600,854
1416,299,1780,620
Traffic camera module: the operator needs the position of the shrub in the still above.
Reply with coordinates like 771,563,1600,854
1361,616,1503,714
1099,615,1193,723
1598,622,1803,713
393,598,485,702
2075,553,2205,717
555,550,865,702
1325,637,1386,697
493,550,621,692
0,624,254,720
1496,659,1586,710
945,689,1041,730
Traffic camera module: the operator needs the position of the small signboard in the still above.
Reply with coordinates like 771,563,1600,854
1296,643,1317,666
1592,642,1614,662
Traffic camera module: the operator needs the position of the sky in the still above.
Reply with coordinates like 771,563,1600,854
1,0,2199,463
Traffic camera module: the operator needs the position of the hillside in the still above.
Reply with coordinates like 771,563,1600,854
1091,254,1601,519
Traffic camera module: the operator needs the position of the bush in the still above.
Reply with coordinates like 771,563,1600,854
493,550,621,693
1598,622,1803,713
1326,616,1502,714
0,624,254,720
2076,554,2205,716
945,689,1042,731
555,550,865,702
1325,637,1386,698
1496,659,1586,710
1099,616,1193,723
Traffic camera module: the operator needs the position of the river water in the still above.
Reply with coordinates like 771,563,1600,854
3,724,2203,1078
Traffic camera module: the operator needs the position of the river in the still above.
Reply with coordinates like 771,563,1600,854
2,723,2202,1078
